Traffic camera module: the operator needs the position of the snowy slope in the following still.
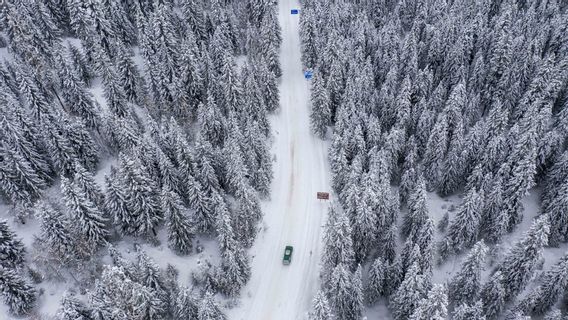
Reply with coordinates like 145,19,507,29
227,0,331,319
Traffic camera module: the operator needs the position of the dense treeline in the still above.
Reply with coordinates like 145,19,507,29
0,0,280,317
300,0,568,319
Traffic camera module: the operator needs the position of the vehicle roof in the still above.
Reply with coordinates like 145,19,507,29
285,245,293,250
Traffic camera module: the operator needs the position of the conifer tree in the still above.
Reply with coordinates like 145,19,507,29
321,206,354,288
67,43,92,86
218,243,251,296
382,224,398,263
543,309,562,320
73,161,105,211
257,58,279,113
197,292,226,320
482,175,508,243
61,176,108,250
101,64,130,117
384,257,403,297
34,201,74,262
310,70,331,138
186,172,213,233
453,301,486,320
104,167,131,236
175,286,199,319
327,263,362,320
481,271,506,319
440,188,483,258
107,245,137,280
137,251,165,290
162,187,194,255
409,284,448,320
389,263,427,320
0,266,36,316
0,220,25,269
497,215,550,300
64,118,99,172
518,253,568,316
56,53,101,129
0,144,47,201
57,292,92,320
402,176,428,238
116,154,162,237
116,48,145,105
449,241,488,305
0,98,52,182
309,290,333,320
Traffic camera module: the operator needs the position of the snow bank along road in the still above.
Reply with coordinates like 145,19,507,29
227,0,331,319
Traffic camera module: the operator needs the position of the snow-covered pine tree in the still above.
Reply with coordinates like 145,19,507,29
101,63,130,118
0,97,52,182
56,292,92,320
0,144,45,204
117,154,162,237
422,114,449,190
104,167,132,235
481,271,506,319
327,263,362,320
218,242,251,296
543,151,568,246
449,241,488,305
389,263,428,320
543,309,563,320
0,266,36,316
381,223,398,263
197,96,227,148
102,113,142,152
367,257,386,303
517,253,568,316
61,176,108,250
0,220,25,269
73,161,105,211
234,183,262,247
402,175,428,238
214,190,236,255
197,291,227,320
308,290,333,320
162,186,194,255
452,301,486,320
136,250,168,303
310,69,331,139
116,47,145,106
222,115,249,196
257,57,279,113
56,53,101,129
399,137,419,205
107,245,137,280
34,201,74,262
175,286,199,319
440,187,483,258
240,119,272,198
482,174,508,243
186,171,213,233
321,206,355,288
352,179,378,263
497,215,550,300
64,118,99,172
408,284,448,320
66,43,92,86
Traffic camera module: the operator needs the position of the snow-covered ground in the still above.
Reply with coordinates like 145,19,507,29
227,0,331,319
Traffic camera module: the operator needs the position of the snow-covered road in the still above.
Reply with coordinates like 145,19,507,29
228,0,331,319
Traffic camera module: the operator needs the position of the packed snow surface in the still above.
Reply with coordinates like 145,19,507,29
228,0,331,318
